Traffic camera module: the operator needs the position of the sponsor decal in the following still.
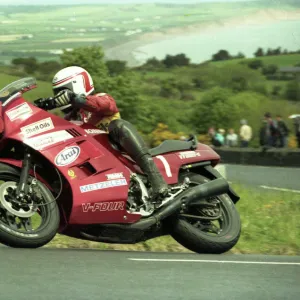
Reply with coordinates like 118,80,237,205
178,151,201,159
106,172,124,180
80,178,127,193
55,146,81,167
85,129,106,134
24,130,73,150
82,201,124,213
21,117,54,137
6,103,33,121
68,169,77,179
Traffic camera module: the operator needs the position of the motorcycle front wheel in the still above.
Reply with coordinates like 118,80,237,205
169,172,241,254
0,163,59,248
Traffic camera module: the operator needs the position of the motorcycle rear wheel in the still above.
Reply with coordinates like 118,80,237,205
0,163,59,248
169,172,241,254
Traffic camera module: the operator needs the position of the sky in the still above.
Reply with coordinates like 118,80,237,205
0,0,254,5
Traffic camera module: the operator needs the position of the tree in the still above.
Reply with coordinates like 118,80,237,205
191,87,238,133
254,47,264,57
211,50,231,61
60,46,108,78
11,57,38,74
105,60,127,76
60,46,140,123
235,52,246,59
38,60,62,75
142,57,163,69
162,53,190,68
266,48,273,56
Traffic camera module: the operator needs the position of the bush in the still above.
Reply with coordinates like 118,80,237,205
180,92,196,101
231,76,248,92
193,78,205,89
285,80,300,101
262,64,278,75
252,83,268,96
148,123,186,147
105,60,127,76
247,59,263,70
271,85,282,96
160,85,181,99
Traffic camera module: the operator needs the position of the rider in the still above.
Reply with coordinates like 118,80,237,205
40,66,168,203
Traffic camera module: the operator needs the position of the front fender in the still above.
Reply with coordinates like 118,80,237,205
0,158,53,191
203,165,240,203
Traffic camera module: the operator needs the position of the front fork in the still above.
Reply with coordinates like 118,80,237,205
16,147,32,199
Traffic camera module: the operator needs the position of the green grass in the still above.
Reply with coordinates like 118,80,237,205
44,184,300,255
0,73,53,100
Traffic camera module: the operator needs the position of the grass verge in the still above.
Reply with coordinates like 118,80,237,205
45,184,300,255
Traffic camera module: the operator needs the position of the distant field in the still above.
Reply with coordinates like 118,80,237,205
211,54,300,68
0,2,286,64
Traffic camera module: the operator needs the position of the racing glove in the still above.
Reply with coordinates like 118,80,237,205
54,90,75,107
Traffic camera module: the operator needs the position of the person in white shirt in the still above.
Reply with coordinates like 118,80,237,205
226,128,238,147
239,119,252,147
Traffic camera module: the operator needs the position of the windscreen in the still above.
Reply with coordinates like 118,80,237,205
0,77,37,104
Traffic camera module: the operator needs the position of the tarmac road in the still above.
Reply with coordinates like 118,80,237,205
215,164,300,193
1,247,299,300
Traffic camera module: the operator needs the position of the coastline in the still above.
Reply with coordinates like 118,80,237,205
104,8,300,67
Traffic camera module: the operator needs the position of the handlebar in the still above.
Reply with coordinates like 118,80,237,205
33,97,56,110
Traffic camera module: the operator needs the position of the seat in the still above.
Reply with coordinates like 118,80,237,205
150,137,197,157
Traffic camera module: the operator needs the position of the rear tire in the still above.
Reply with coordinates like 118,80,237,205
0,163,59,248
169,172,241,254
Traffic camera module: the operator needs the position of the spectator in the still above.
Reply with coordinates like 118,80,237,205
207,127,215,143
264,112,277,147
212,128,225,147
276,115,289,148
239,119,252,147
293,116,300,148
259,119,269,149
226,128,238,147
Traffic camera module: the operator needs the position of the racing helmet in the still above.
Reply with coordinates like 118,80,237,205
52,66,94,114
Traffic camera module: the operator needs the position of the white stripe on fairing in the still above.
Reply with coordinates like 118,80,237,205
156,155,172,177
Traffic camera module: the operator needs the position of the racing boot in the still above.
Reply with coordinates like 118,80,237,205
137,154,169,204
108,119,169,204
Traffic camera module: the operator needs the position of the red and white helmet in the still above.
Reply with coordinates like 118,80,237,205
52,66,94,96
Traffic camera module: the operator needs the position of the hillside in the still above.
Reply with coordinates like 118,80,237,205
1,50,300,148
211,54,300,68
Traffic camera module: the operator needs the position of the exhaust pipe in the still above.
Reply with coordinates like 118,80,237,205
130,177,229,230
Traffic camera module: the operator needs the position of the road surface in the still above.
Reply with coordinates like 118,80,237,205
216,164,300,193
0,247,299,300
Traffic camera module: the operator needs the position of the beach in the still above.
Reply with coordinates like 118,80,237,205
104,8,300,66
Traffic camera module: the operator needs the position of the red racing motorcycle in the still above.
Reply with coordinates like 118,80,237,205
0,77,241,254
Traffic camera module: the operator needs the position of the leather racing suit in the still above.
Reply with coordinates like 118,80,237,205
46,91,169,203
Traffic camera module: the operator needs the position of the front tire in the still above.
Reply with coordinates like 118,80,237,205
169,172,241,254
0,163,59,248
